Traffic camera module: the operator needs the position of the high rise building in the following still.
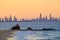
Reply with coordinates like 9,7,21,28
49,14,52,20
5,16,8,22
0,18,1,21
13,16,17,21
1,18,4,22
39,13,42,20
45,16,48,20
9,15,12,22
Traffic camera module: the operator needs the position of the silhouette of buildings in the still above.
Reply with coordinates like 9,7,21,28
0,13,60,22
45,16,48,21
9,15,12,22
49,14,52,21
39,13,42,20
0,18,1,22
13,16,17,22
1,18,4,22
5,16,8,22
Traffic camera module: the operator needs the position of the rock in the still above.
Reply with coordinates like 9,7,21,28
42,28,55,31
27,27,32,30
11,24,20,30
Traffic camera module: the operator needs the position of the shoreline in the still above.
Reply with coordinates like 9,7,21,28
0,30,17,40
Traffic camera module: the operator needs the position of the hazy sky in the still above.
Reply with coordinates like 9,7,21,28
0,0,60,19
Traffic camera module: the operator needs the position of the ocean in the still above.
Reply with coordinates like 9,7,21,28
0,22,60,40
10,31,60,40
0,22,60,30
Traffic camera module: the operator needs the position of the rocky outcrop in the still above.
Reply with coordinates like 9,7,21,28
11,24,56,31
42,28,55,31
11,24,20,30
27,27,32,30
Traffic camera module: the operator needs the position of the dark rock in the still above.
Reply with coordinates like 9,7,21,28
11,24,20,30
27,27,32,30
42,28,55,31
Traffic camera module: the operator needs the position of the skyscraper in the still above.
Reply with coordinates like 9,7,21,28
49,14,52,20
1,18,4,22
5,16,8,22
9,15,12,22
0,18,1,21
45,16,48,20
13,16,17,22
39,13,42,20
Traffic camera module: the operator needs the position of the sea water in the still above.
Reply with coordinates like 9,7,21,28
8,31,60,40
0,22,60,30
0,22,60,40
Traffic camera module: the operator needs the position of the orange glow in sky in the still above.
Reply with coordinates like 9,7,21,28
0,0,60,19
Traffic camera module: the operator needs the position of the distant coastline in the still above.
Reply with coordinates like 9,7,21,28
0,13,60,22
0,20,60,22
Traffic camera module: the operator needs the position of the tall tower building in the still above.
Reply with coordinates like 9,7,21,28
39,13,42,20
45,16,48,20
0,18,1,21
13,16,17,22
5,16,8,22
2,18,4,22
9,15,12,22
49,14,52,20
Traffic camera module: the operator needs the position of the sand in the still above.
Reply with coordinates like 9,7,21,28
0,30,17,40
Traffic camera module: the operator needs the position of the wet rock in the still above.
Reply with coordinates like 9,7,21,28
11,24,20,30
27,27,32,30
42,28,55,31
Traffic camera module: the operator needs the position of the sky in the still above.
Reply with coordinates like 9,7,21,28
0,0,60,19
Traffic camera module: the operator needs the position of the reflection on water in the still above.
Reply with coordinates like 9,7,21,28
6,34,14,40
6,31,17,40
7,31,60,40
7,38,14,40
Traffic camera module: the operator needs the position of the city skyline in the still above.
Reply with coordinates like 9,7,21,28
0,13,60,22
0,0,60,19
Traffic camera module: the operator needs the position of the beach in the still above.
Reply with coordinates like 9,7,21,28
0,30,17,40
